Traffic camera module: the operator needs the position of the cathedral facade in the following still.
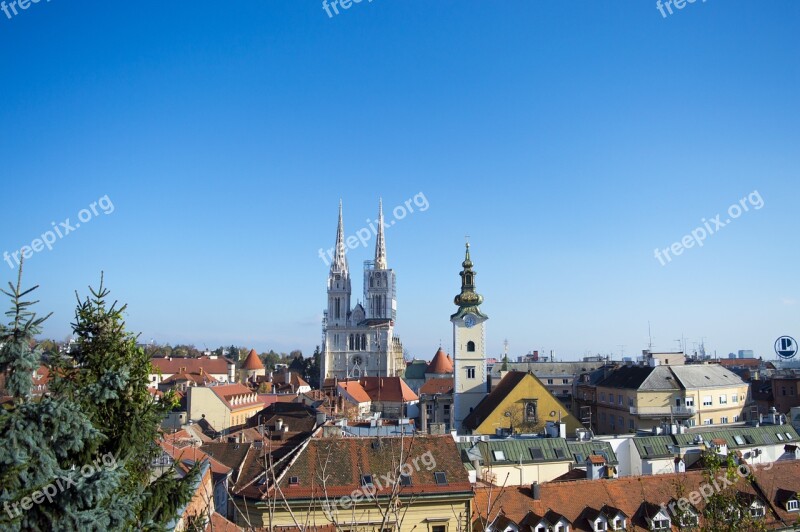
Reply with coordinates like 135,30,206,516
320,201,405,381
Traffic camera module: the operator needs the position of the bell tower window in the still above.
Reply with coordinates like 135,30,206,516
467,341,476,352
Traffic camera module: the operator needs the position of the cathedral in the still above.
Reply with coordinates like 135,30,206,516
320,201,405,381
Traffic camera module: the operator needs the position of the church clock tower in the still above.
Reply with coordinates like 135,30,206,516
451,242,488,431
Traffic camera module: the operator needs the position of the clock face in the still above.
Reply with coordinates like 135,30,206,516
464,314,476,328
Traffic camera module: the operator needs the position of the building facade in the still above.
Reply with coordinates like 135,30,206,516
321,201,405,381
451,243,489,430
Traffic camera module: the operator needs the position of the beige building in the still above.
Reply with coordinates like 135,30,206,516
232,435,473,532
187,383,264,434
594,363,750,434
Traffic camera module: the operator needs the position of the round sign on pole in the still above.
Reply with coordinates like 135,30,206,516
774,336,798,360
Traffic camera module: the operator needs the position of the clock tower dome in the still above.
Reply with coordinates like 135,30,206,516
451,242,488,431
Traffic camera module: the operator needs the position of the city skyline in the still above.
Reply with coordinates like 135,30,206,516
1,2,798,361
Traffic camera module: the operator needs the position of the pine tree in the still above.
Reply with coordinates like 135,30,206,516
0,267,127,531
50,274,197,529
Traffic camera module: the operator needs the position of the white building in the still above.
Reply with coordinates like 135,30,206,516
320,201,404,381
452,243,489,431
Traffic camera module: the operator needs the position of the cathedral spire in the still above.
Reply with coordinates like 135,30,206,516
374,198,388,269
331,200,348,275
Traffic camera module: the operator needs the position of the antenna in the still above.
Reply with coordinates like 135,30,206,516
648,321,654,351
618,345,626,359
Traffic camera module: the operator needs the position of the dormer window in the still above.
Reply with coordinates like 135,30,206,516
651,518,670,530
611,517,625,530
749,503,765,518
787,499,799,512
595,519,607,531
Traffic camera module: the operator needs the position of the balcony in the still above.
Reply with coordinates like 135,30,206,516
629,405,696,418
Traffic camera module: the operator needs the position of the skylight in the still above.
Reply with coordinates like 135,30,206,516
529,448,545,461
434,471,448,485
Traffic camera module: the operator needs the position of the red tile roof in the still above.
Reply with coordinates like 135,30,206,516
151,356,232,375
426,348,454,374
419,377,454,395
242,349,265,371
587,455,606,465
206,512,242,532
269,435,472,501
210,384,263,411
162,371,218,385
473,460,798,531
158,440,232,476
338,380,372,403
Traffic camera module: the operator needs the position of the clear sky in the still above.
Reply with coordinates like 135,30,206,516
1,1,799,362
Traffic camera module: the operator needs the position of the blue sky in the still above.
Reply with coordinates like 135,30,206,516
1,1,798,362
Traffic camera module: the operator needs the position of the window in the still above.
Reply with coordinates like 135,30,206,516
629,418,635,430
525,401,538,423
750,505,765,518
734,415,740,422
618,395,623,406
563,378,569,384
651,518,670,530
492,450,506,461
609,393,614,404
400,473,412,486
744,435,755,444
574,453,585,463
467,341,475,352
529,448,545,461
732,394,739,404
595,520,607,531
719,395,728,405
734,435,745,445
787,499,799,512
644,445,655,456
704,419,713,425
289,476,299,485
786,432,794,441
703,396,713,407
629,397,634,407
685,397,694,407
547,379,554,385
431,526,447,532
619,416,624,427
361,475,374,488
612,518,624,530
720,417,728,424
777,433,785,441
434,472,448,485
600,392,606,402
466,367,476,379
554,448,566,459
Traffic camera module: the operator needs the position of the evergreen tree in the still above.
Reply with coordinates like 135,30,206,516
0,268,126,531
50,274,196,529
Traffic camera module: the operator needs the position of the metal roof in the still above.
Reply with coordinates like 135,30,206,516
464,438,574,465
566,440,619,465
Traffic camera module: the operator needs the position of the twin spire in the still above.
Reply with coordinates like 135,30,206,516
331,199,388,272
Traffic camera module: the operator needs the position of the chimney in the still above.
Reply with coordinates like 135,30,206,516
531,482,541,500
276,418,284,432
322,425,342,439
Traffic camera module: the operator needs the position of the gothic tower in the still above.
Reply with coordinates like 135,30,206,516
451,242,488,431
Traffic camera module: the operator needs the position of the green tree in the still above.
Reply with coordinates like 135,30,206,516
51,275,196,529
0,268,125,530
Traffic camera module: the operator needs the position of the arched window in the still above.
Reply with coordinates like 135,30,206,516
361,334,367,351
467,341,476,352
349,334,354,350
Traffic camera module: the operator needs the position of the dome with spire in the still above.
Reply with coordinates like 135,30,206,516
242,349,265,370
426,347,454,375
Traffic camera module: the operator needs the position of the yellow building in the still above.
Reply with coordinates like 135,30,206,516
594,363,750,434
187,383,264,432
232,435,473,532
462,371,583,436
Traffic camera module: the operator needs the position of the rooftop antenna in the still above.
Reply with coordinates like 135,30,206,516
648,321,654,351
503,339,509,358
